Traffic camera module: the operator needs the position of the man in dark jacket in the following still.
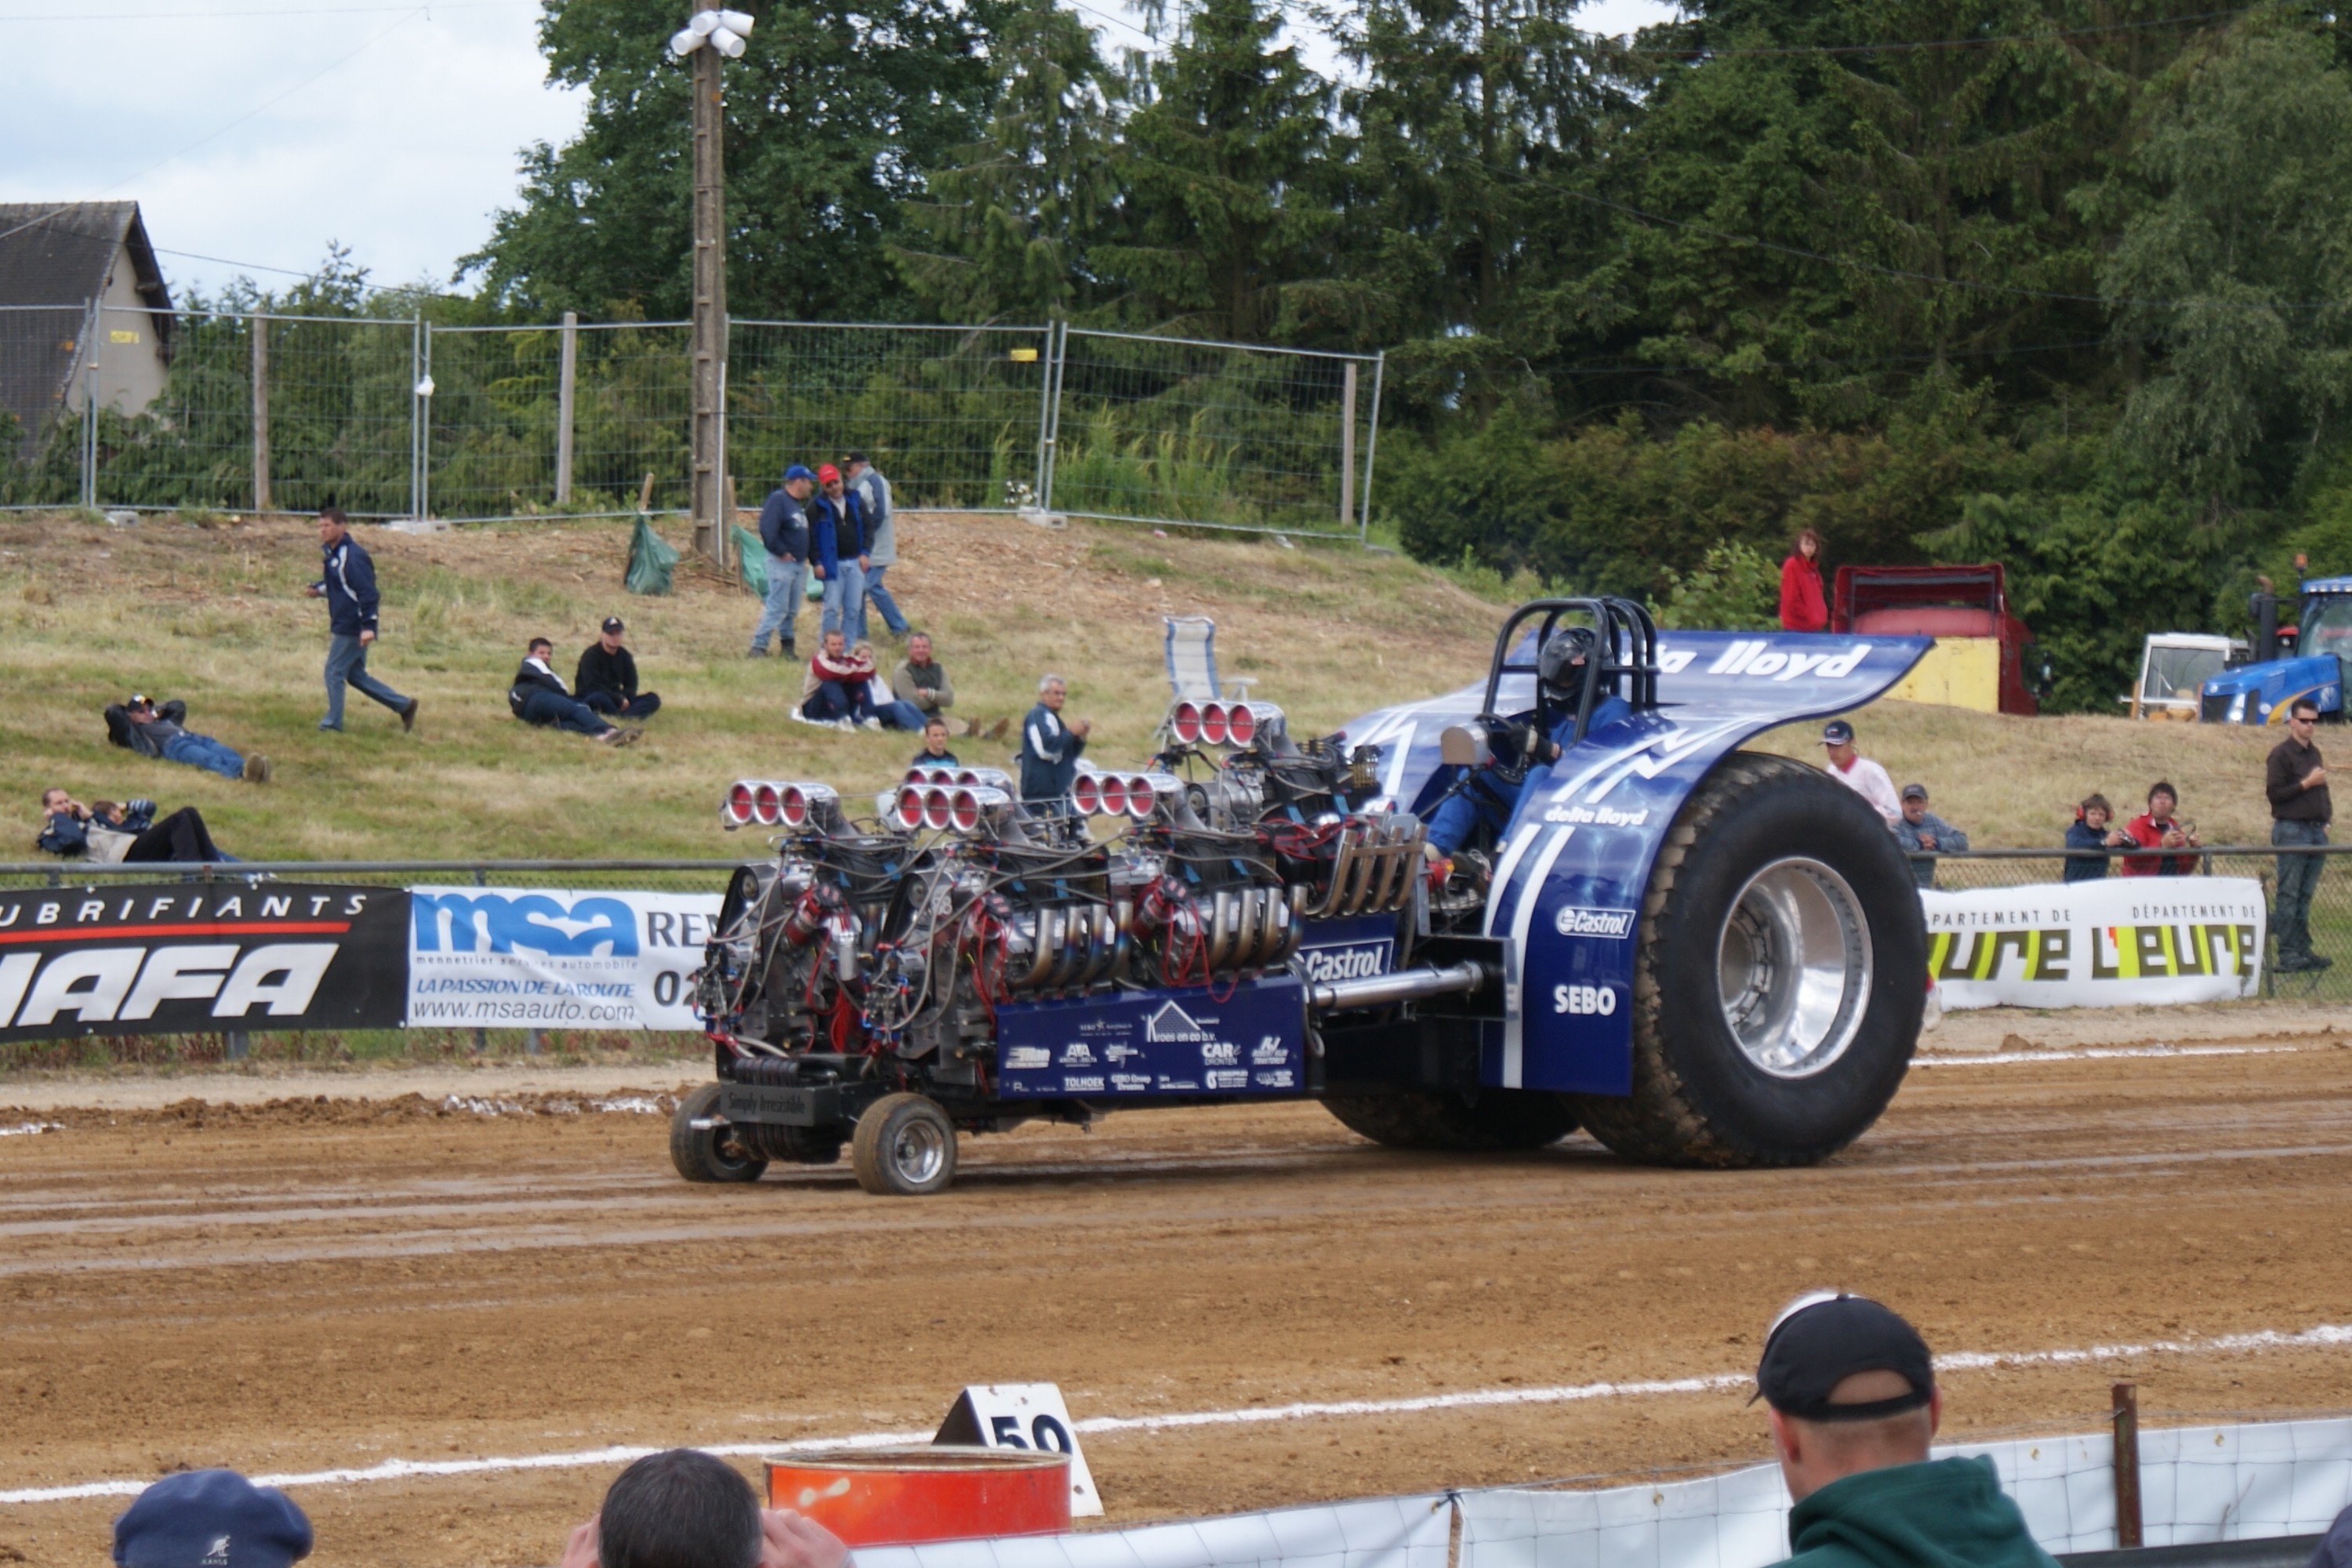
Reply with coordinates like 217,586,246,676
1893,785,1967,890
510,638,639,746
1017,673,1091,808
1761,1293,2058,1568
576,616,660,719
2268,698,2332,971
2063,794,2125,883
305,507,418,734
38,789,231,862
104,695,270,783
912,715,959,768
809,463,869,640
750,465,815,658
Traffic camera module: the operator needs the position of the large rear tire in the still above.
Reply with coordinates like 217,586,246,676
670,1082,768,1183
851,1092,959,1196
1322,1089,1576,1152
1567,750,1923,1167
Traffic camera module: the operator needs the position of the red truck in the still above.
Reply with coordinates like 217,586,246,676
1830,563,2040,717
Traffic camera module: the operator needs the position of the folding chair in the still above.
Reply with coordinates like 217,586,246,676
1163,616,1255,703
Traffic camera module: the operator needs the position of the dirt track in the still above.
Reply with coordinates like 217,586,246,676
4,1029,2352,1568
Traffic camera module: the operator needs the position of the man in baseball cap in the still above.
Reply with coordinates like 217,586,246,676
1818,720,1901,827
114,1468,313,1568
1759,1294,2056,1568
577,615,660,720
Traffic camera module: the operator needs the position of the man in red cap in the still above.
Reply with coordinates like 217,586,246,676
808,463,869,645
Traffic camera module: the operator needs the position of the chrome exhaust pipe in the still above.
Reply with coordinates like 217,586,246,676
1308,960,1488,1013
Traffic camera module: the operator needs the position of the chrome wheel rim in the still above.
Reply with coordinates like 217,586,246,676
1715,857,1872,1079
891,1118,949,1186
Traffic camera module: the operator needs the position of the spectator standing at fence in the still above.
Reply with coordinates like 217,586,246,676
809,464,869,640
557,1448,849,1568
750,465,815,659
2119,781,2201,877
577,616,662,720
510,638,641,747
2268,697,2333,972
2063,794,2127,883
1780,528,1829,633
305,507,419,735
113,1468,313,1568
845,452,910,641
1017,673,1091,808
106,695,270,783
1819,720,1900,826
1759,1293,2058,1568
1893,785,1968,889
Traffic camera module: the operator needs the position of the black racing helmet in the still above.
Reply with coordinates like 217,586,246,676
1537,624,1600,700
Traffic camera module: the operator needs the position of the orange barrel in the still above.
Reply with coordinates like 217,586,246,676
766,1444,1071,1547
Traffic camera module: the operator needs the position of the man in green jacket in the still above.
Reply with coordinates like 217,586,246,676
1761,1293,2060,1568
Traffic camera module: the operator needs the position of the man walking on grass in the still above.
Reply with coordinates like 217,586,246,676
2268,696,2332,972
306,507,418,735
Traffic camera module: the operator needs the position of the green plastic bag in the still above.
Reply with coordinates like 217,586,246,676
732,525,767,595
625,515,681,597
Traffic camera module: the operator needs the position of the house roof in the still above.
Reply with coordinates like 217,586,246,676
0,202,173,453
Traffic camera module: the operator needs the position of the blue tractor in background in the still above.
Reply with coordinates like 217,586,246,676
2200,576,2352,724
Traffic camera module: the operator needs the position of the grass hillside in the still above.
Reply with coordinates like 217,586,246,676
0,510,2304,861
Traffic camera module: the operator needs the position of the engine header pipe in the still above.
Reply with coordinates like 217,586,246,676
1308,960,1489,1012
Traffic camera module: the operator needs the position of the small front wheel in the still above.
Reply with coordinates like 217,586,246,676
851,1092,958,1196
670,1082,768,1183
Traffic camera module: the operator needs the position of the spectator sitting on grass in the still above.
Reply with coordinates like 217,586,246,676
510,637,642,748
1759,1292,2058,1568
801,630,884,729
576,616,661,720
913,714,959,767
106,694,270,784
38,789,233,863
2120,781,2200,877
2063,793,2127,883
1893,784,1968,889
558,1448,850,1568
113,1468,312,1568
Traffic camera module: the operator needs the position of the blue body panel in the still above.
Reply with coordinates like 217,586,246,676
995,976,1308,1097
1337,630,1931,1094
2201,579,2352,724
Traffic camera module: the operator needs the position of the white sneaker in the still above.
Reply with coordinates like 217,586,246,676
858,717,884,732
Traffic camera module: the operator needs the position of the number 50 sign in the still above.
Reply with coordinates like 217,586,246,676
934,1382,1104,1517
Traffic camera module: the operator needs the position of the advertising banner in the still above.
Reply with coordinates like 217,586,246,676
406,886,723,1031
0,882,409,1043
1922,877,2265,1010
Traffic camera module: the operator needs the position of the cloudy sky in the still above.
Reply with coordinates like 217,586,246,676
0,0,1673,307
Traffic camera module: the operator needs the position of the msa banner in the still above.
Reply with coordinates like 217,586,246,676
1923,877,2265,1010
407,886,723,1030
0,883,409,1043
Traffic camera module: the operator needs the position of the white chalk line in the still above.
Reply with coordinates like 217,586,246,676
1917,1044,2301,1067
0,1122,57,1138
7,1321,2352,1507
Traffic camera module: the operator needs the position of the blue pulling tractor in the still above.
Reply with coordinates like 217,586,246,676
675,601,1936,1196
2199,576,2352,725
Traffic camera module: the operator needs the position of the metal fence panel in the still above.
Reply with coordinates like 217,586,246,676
1048,328,1380,537
0,303,94,510
726,321,1051,511
256,312,415,517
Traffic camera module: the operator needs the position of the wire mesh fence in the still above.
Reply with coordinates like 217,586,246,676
1916,844,2352,999
0,303,95,510
728,321,1052,512
1049,327,1381,535
0,307,1382,538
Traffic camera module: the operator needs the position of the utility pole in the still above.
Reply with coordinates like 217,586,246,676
673,9,752,565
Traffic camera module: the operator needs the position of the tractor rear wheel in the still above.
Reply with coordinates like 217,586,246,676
670,1083,768,1183
1568,751,1923,1167
1322,1089,1576,1152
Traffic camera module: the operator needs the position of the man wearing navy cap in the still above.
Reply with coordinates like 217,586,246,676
1758,1293,2056,1568
750,466,816,659
114,1469,312,1568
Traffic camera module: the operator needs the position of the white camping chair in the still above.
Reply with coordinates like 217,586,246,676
1163,616,1255,703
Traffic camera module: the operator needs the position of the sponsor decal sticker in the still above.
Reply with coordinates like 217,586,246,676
1205,1069,1249,1090
1553,906,1637,939
1004,1046,1051,1069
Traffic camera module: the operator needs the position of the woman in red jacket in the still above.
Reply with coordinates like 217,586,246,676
1779,528,1828,631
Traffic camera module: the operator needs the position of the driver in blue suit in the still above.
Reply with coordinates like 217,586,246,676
1425,626,1632,857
